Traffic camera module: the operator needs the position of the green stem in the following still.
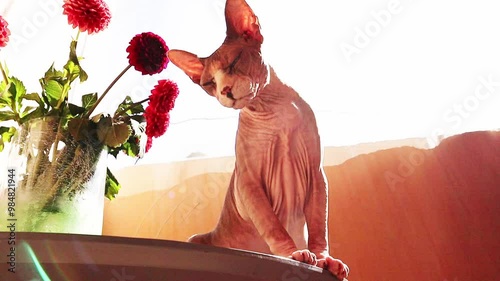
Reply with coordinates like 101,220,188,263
50,119,64,170
55,31,80,110
55,83,70,110
85,64,132,118
0,62,8,83
25,120,53,191
43,142,102,210
24,152,42,192
63,144,102,197
42,144,77,211
113,97,150,119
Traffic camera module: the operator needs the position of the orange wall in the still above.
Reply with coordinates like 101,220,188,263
104,131,500,280
327,131,499,280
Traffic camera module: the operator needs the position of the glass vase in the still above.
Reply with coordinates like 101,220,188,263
0,117,107,235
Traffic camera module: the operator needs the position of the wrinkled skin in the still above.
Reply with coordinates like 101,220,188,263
167,0,349,279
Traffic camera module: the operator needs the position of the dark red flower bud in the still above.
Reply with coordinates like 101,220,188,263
126,32,169,75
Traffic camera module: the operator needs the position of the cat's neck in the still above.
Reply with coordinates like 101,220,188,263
245,66,300,113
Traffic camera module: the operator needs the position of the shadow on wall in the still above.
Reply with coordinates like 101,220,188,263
104,130,500,281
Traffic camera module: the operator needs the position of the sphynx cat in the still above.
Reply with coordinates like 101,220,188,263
167,0,349,279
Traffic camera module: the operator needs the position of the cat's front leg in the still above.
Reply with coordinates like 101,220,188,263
305,168,349,279
236,171,318,266
235,167,297,256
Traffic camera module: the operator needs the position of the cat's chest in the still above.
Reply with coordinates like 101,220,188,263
237,102,305,139
233,100,319,219
234,104,313,218
235,99,320,173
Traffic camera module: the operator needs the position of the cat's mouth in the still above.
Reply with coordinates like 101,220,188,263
231,93,254,109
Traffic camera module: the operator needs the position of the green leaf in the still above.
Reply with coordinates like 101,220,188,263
126,103,144,115
82,93,97,110
9,77,26,96
0,126,16,152
108,147,120,158
20,106,36,118
105,168,121,200
20,107,44,124
0,80,9,106
0,110,16,121
6,77,26,113
44,80,64,107
68,117,91,141
67,40,88,83
40,63,68,110
91,113,104,123
108,135,141,159
64,60,79,82
43,63,64,81
79,66,88,83
122,136,140,157
68,103,85,116
0,91,11,109
0,126,16,141
130,115,145,123
115,96,145,117
96,117,132,148
69,40,79,64
0,92,12,109
24,93,43,105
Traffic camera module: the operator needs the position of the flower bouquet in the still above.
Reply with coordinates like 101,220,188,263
0,0,178,233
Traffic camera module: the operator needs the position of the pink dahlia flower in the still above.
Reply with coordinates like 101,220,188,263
63,0,111,34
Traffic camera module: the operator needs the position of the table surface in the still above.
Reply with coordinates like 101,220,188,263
0,232,341,281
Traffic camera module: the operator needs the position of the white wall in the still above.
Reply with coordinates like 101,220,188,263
1,0,499,170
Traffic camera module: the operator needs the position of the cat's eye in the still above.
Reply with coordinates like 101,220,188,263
228,51,242,74
202,78,216,87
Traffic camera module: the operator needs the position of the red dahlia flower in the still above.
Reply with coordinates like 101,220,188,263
143,79,179,152
127,32,169,75
0,16,10,48
144,108,170,139
149,80,179,114
144,111,169,153
63,0,111,34
145,137,153,153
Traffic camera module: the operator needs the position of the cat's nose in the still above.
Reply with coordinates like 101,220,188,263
221,86,235,100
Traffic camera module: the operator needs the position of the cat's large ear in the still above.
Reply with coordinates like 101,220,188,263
225,0,263,44
167,50,204,85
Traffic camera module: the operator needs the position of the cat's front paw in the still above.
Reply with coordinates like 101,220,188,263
289,249,317,266
317,256,349,280
187,233,212,245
